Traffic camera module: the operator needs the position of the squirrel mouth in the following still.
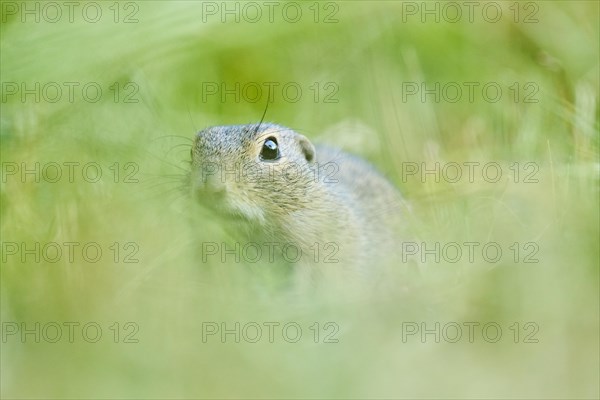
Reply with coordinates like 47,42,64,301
193,190,247,222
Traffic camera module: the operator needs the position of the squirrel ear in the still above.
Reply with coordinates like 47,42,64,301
297,135,316,163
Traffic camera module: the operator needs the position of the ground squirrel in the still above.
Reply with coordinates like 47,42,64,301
189,123,409,270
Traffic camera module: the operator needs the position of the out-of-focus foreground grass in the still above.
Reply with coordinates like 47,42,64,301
1,1,598,398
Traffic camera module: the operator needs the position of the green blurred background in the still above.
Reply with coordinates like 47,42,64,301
1,0,598,398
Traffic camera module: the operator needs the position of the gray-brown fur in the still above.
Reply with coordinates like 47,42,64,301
190,123,409,270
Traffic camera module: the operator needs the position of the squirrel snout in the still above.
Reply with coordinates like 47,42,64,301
191,162,228,195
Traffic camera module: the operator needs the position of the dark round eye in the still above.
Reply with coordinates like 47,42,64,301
260,137,280,161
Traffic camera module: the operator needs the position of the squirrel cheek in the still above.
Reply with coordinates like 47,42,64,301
228,195,266,225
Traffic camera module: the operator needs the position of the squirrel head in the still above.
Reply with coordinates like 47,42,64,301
190,123,318,225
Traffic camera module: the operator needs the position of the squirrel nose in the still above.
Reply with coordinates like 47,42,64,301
191,173,227,207
192,164,226,194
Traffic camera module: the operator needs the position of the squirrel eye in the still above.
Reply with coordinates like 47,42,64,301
260,137,280,161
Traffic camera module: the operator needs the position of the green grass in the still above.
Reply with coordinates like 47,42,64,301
1,1,598,398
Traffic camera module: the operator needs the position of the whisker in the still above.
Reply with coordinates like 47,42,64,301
144,150,190,173
253,87,272,135
165,143,193,157
151,135,193,143
187,104,199,133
